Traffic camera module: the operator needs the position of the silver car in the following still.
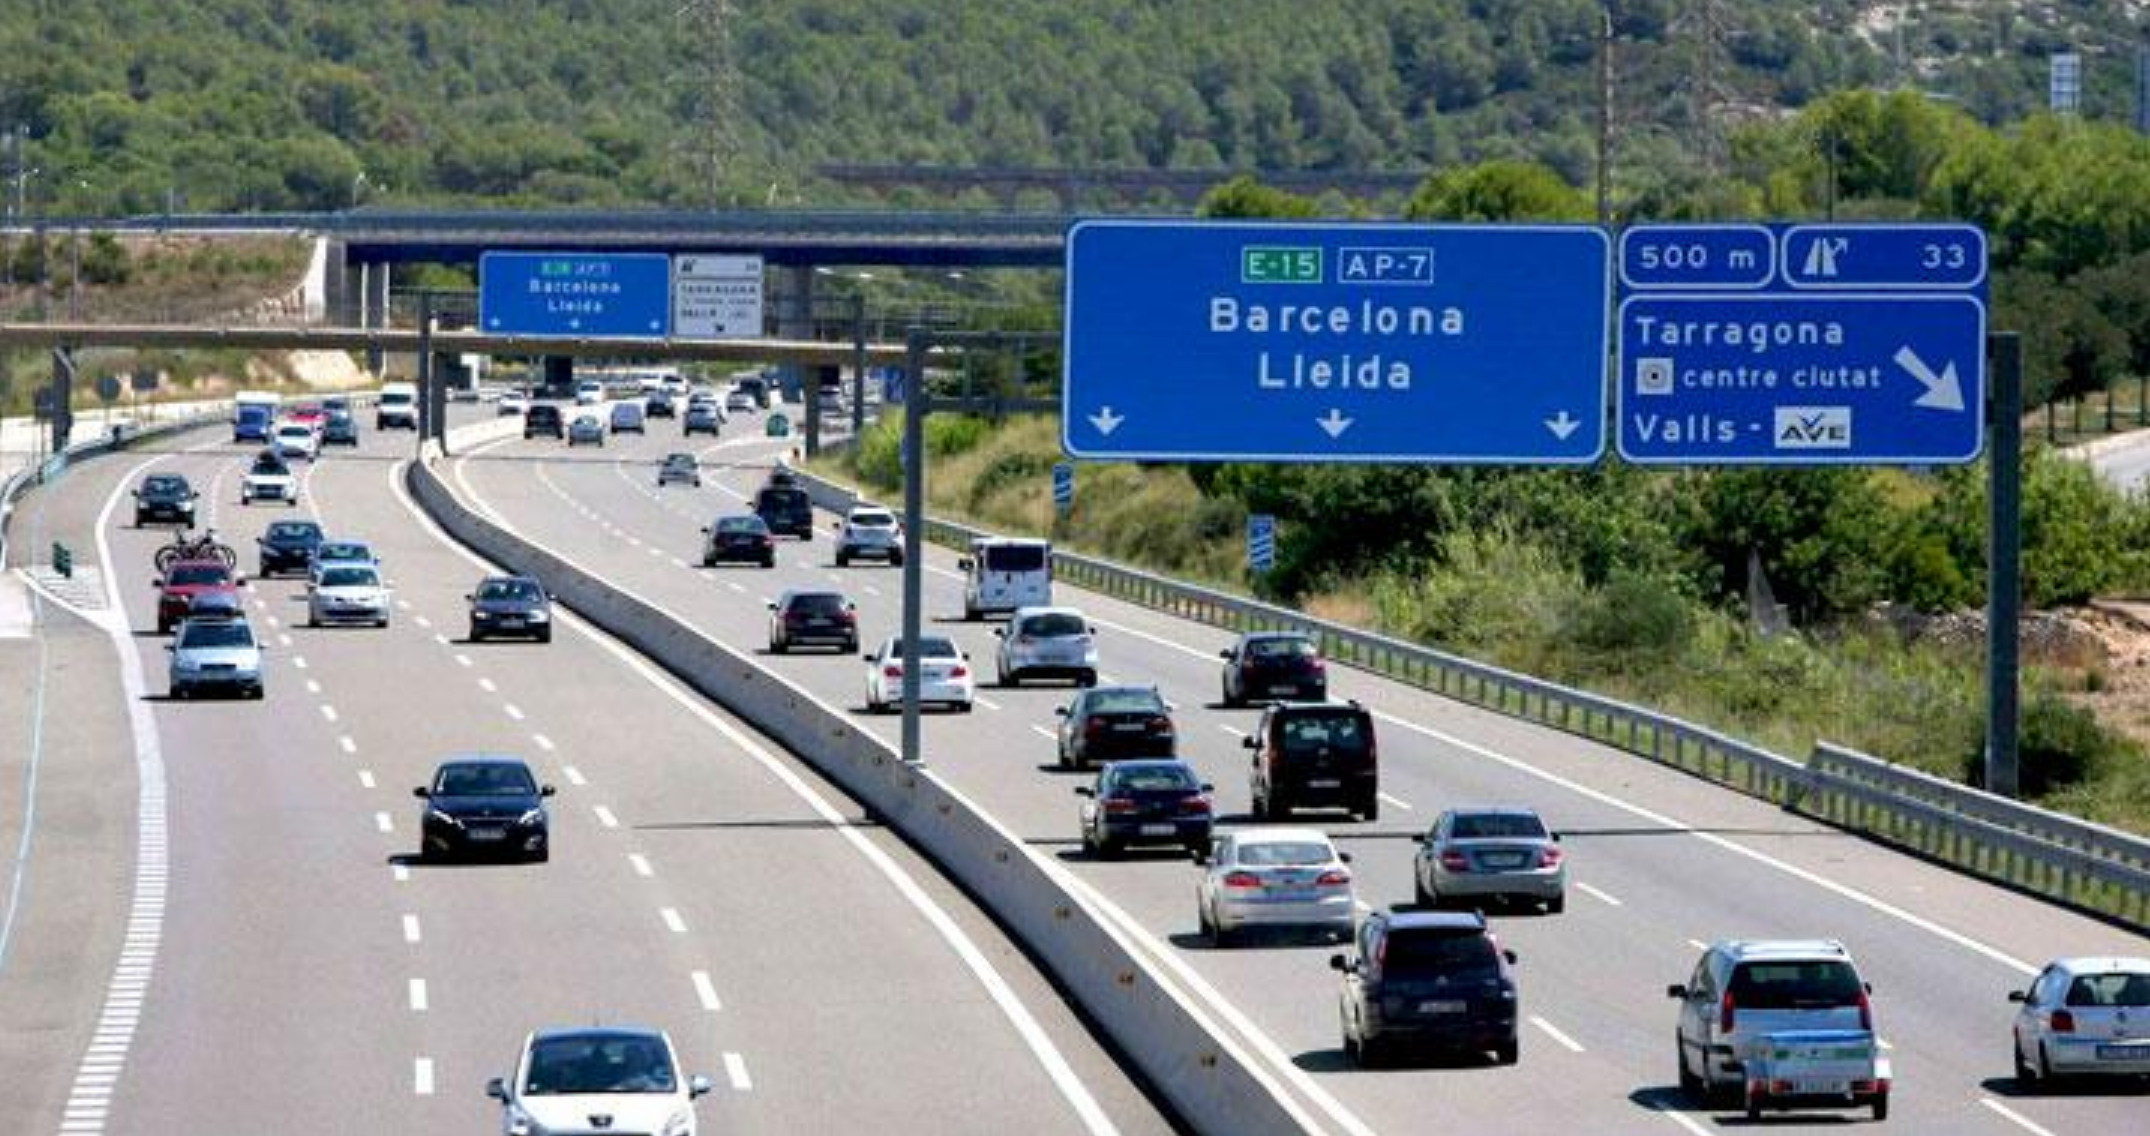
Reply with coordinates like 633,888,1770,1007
1413,807,1567,913
2011,956,2150,1086
167,615,264,699
993,606,1097,687
1194,827,1356,946
308,563,392,628
1669,939,1875,1098
834,505,903,566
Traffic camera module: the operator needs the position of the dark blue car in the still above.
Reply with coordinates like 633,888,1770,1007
1075,758,1212,858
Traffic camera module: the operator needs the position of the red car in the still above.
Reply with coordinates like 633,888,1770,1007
288,404,326,428
155,559,244,633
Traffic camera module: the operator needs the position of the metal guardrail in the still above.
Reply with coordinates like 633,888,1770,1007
1,404,235,567
795,468,2150,933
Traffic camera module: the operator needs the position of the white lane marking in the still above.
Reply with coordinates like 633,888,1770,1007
1877,1037,1894,1051
670,557,687,569
414,614,433,630
338,736,357,755
290,655,307,670
375,812,394,834
725,581,745,593
722,1052,753,1091
453,653,472,668
1216,724,1247,738
1529,1015,1585,1053
432,633,449,646
628,853,654,878
410,454,1124,1136
531,733,556,752
392,865,410,883
304,679,322,695
407,978,428,1011
264,615,281,629
276,633,292,648
562,766,587,787
319,704,339,723
1575,881,1623,907
1980,1098,2057,1136
503,703,525,721
358,770,376,790
402,915,422,944
394,598,412,612
477,677,497,693
974,694,1002,711
1029,725,1056,742
413,1057,435,1096
1686,938,1709,952
863,585,881,597
692,970,723,1011
1376,791,1413,811
593,805,619,829
660,907,687,934
1650,1102,1714,1136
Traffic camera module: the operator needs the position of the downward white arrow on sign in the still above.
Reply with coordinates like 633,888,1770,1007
1545,411,1581,440
1089,406,1124,436
1896,346,1965,412
1317,409,1354,438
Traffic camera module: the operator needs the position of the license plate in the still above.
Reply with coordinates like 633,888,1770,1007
497,618,522,628
1268,889,1314,901
1419,1000,1466,1014
1273,685,1298,695
1483,853,1527,869
2098,1044,2145,1060
1307,779,1340,789
1140,824,1176,836
1112,723,1146,732
466,828,507,842
1790,1079,1848,1095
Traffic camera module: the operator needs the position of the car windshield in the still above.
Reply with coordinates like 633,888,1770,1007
886,637,959,660
1020,613,1087,637
523,1034,676,1095
180,622,253,649
851,511,895,528
1237,841,1333,867
983,544,1047,572
716,517,766,534
1728,960,1864,1009
316,543,368,561
759,489,806,508
478,580,542,602
1108,765,1197,792
786,593,847,615
1449,813,1549,840
2065,972,2150,1007
143,477,186,494
435,764,537,797
277,426,309,437
1247,636,1317,658
664,455,695,467
1281,713,1370,755
250,457,287,475
168,565,230,586
319,567,377,588
1086,689,1164,714
1383,931,1501,976
268,523,320,541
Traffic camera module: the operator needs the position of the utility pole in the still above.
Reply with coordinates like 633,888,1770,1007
676,0,744,208
1674,0,1734,178
1595,3,1614,228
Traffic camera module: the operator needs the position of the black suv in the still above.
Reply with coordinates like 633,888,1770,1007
132,474,198,526
523,403,565,440
1220,631,1328,705
256,519,325,577
1245,699,1379,820
1334,910,1519,1067
755,484,814,540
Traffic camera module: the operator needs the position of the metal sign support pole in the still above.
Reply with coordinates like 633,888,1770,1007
416,289,435,461
1985,332,2023,798
899,328,927,766
851,292,868,437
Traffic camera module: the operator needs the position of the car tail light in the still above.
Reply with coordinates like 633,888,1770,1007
840,610,856,623
2050,1009,2075,1033
1538,846,1564,868
1768,1079,1793,1095
882,665,903,679
1148,716,1174,735
1310,659,1326,672
1439,850,1470,873
1223,871,1262,890
1316,869,1351,887
949,665,969,679
1720,991,1736,1033
1856,989,1873,1031
1102,798,1137,814
1178,796,1211,815
1851,1079,1879,1094
1084,719,1107,735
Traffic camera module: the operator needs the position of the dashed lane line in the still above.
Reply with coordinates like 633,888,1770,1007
562,766,587,787
593,806,619,829
628,853,654,878
1980,1099,2056,1136
692,971,722,1012
660,907,687,934
413,1057,435,1097
1575,882,1623,908
1529,1015,1585,1053
532,733,556,752
407,978,428,1012
722,1052,753,1092
1376,791,1413,811
402,915,421,945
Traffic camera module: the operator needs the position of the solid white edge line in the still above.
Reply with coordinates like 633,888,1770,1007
402,451,1126,1136
1980,1097,2058,1136
1527,1015,1585,1053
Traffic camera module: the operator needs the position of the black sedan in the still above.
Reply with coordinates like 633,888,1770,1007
1055,685,1178,770
1075,759,1213,858
132,474,198,526
702,515,776,568
767,590,858,653
1220,631,1328,705
256,519,325,577
466,575,552,643
414,756,554,863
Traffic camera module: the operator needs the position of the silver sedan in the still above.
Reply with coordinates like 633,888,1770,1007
1413,806,1566,913
2012,956,2150,1086
1194,827,1355,946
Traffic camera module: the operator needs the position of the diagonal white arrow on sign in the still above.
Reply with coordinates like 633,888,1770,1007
1896,346,1964,412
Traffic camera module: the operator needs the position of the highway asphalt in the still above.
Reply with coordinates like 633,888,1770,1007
447,398,2150,1136
2,414,1173,1135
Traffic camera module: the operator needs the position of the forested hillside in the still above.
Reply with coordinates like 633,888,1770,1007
1,1,2144,215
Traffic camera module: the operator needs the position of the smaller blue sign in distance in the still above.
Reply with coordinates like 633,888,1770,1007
1618,294,1985,465
1051,461,1074,513
1247,514,1277,573
1619,224,1775,291
1062,221,1610,464
1781,224,1986,290
479,252,671,338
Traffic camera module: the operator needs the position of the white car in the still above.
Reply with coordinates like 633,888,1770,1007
167,615,264,699
724,390,755,414
574,380,604,405
1195,827,1356,946
271,422,319,462
2012,956,2150,1086
863,634,973,713
498,391,530,417
834,506,903,567
309,539,378,584
489,1027,710,1136
308,563,391,628
239,454,299,506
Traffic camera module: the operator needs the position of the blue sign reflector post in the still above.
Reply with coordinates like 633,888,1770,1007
479,252,671,338
1247,514,1276,574
1051,462,1074,514
1063,221,1611,464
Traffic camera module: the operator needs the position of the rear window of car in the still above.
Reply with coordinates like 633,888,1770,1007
529,406,562,421
317,543,368,561
277,424,310,436
1450,813,1548,840
2065,973,2150,1007
250,457,287,474
850,510,895,527
1383,930,1501,976
1728,960,1864,1008
1237,841,1333,866
758,488,808,510
1247,636,1317,658
717,516,768,534
1087,689,1165,714
1019,612,1086,637
168,565,230,586
1108,765,1197,792
1279,712,1371,754
787,593,847,614
982,544,1048,572
887,637,960,659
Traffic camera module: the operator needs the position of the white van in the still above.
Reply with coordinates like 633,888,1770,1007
960,538,1052,620
376,381,419,430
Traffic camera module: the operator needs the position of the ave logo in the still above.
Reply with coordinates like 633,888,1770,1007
1773,406,1852,450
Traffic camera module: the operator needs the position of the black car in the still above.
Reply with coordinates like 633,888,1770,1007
1334,910,1519,1067
1075,758,1212,857
1055,686,1177,769
256,519,325,577
132,474,199,527
321,410,359,446
755,485,814,540
645,390,676,418
466,575,552,643
737,375,770,407
767,590,858,653
682,403,722,436
1220,631,1328,705
702,515,776,567
523,403,565,440
1246,699,1380,821
414,756,554,862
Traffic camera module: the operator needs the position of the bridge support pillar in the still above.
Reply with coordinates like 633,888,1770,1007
363,262,391,378
774,264,815,404
322,240,356,327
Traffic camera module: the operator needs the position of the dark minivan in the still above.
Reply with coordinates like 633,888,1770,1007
1246,699,1379,821
1334,910,1519,1067
755,485,814,540
523,403,565,440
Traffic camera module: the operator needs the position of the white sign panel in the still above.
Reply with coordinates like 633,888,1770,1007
673,254,765,339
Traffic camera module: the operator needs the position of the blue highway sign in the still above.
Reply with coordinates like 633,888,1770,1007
1052,461,1074,513
1247,514,1277,574
1062,220,1611,464
480,252,671,338
1617,223,1986,466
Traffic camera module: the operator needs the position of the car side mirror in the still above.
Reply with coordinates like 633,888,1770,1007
235,575,249,587
1200,783,1214,792
992,628,1005,638
1218,649,1232,659
1074,786,1094,798
1190,846,1209,866
1665,984,1688,1000
412,787,430,799
485,1077,507,1101
1863,981,1873,994
151,577,162,587
1054,706,1069,717
765,602,776,610
163,644,174,652
1339,852,1353,864
464,594,475,602
1410,834,1426,845
1241,736,1258,749
957,558,973,570
863,653,878,663
1329,954,1352,973
699,527,710,534
541,785,557,797
1503,949,1519,965
2008,990,2028,1003
1551,832,1562,843
689,1074,713,1099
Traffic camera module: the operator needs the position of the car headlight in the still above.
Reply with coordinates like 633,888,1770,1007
174,657,202,674
663,1109,693,1136
527,610,549,622
427,808,462,828
506,1109,540,1136
473,610,495,620
518,808,545,826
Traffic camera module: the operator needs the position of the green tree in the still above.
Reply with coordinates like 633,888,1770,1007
1405,160,1589,221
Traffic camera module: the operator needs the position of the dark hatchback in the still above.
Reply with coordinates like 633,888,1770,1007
1220,631,1328,705
683,403,722,436
132,474,198,526
1055,686,1177,770
1076,759,1213,857
1248,699,1380,821
466,575,552,643
523,403,565,440
703,515,776,567
256,519,324,577
321,410,359,446
645,390,676,418
767,590,858,653
1335,910,1520,1067
415,756,554,862
755,485,814,540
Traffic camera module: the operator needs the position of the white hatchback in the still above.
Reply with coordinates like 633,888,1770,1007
2012,956,2150,1086
863,634,973,713
489,1027,710,1136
